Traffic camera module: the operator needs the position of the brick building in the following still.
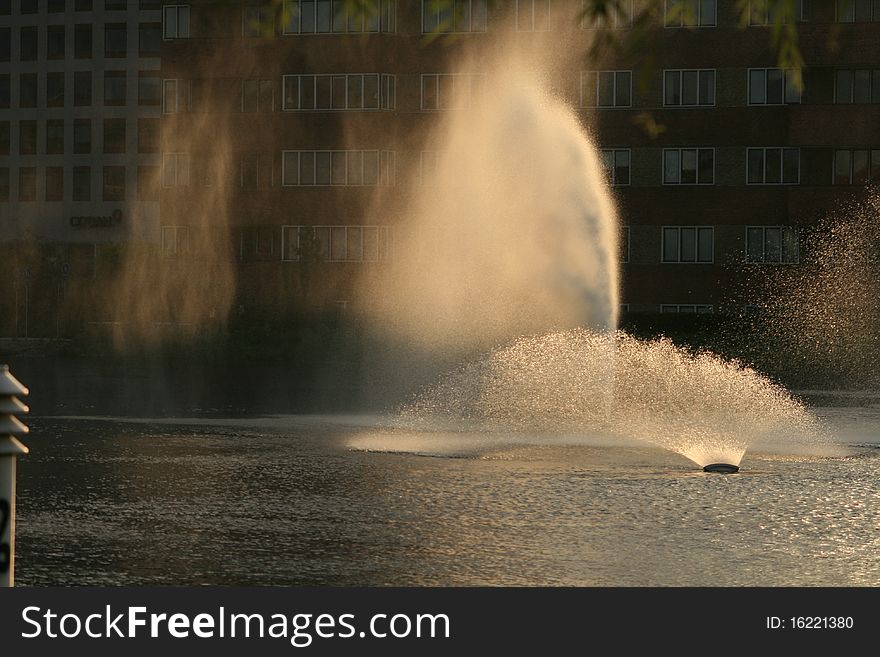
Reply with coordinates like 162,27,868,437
1,0,879,336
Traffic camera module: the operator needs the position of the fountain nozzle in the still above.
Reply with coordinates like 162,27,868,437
702,463,739,474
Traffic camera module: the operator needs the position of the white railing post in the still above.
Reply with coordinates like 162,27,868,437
0,365,30,587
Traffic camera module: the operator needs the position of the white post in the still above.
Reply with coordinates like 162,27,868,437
0,365,29,588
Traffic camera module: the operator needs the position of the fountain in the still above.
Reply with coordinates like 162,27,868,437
357,41,829,471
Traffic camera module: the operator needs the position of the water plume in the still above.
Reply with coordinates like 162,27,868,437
400,329,826,467
103,80,237,349
359,44,619,354
736,193,880,386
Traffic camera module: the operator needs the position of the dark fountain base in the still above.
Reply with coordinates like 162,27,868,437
702,463,740,474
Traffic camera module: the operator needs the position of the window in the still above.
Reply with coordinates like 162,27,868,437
75,25,93,58
835,69,880,104
621,226,630,263
241,227,276,259
282,150,395,186
516,0,550,31
661,304,713,313
281,225,392,262
21,0,37,14
238,153,273,189
581,71,632,108
19,167,36,202
103,166,126,201
746,226,799,263
137,165,159,201
103,118,126,153
163,5,191,39
283,74,395,111
139,23,161,56
73,119,91,154
106,0,127,9
0,121,8,155
0,168,8,202
162,152,190,187
75,0,93,9
47,73,65,107
74,71,92,106
18,73,37,107
46,167,64,202
104,71,127,106
47,25,66,59
665,0,716,26
664,69,715,106
748,68,801,104
73,166,91,201
749,0,807,24
663,148,714,184
139,71,161,105
747,147,800,184
49,0,65,11
140,0,162,8
19,120,36,155
581,0,633,28
834,149,880,185
162,79,191,113
0,75,8,108
46,120,64,154
105,24,127,57
420,73,480,110
599,149,631,185
663,227,713,262
282,0,397,34
243,6,271,37
0,28,8,62
19,74,37,108
20,26,37,61
241,79,274,112
138,118,159,153
836,0,880,21
162,226,190,258
422,0,487,33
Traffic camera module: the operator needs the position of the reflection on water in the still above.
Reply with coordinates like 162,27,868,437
15,414,880,586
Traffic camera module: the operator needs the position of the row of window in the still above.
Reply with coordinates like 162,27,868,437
159,223,798,267
0,117,158,154
584,68,805,108
157,0,875,42
0,164,130,201
0,0,162,14
0,70,162,108
279,74,396,112
581,68,880,108
600,148,880,186
2,137,876,189
0,23,160,62
629,225,799,264
3,69,875,112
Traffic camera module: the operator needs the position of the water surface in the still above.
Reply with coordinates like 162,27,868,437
15,410,880,586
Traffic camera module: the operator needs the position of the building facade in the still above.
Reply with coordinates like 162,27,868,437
2,0,879,336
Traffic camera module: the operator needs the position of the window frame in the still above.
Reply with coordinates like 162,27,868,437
664,0,717,27
163,4,191,40
746,147,801,185
420,0,488,35
599,148,632,186
282,73,396,111
747,67,802,105
745,225,800,264
662,69,716,107
662,147,715,185
661,226,715,264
